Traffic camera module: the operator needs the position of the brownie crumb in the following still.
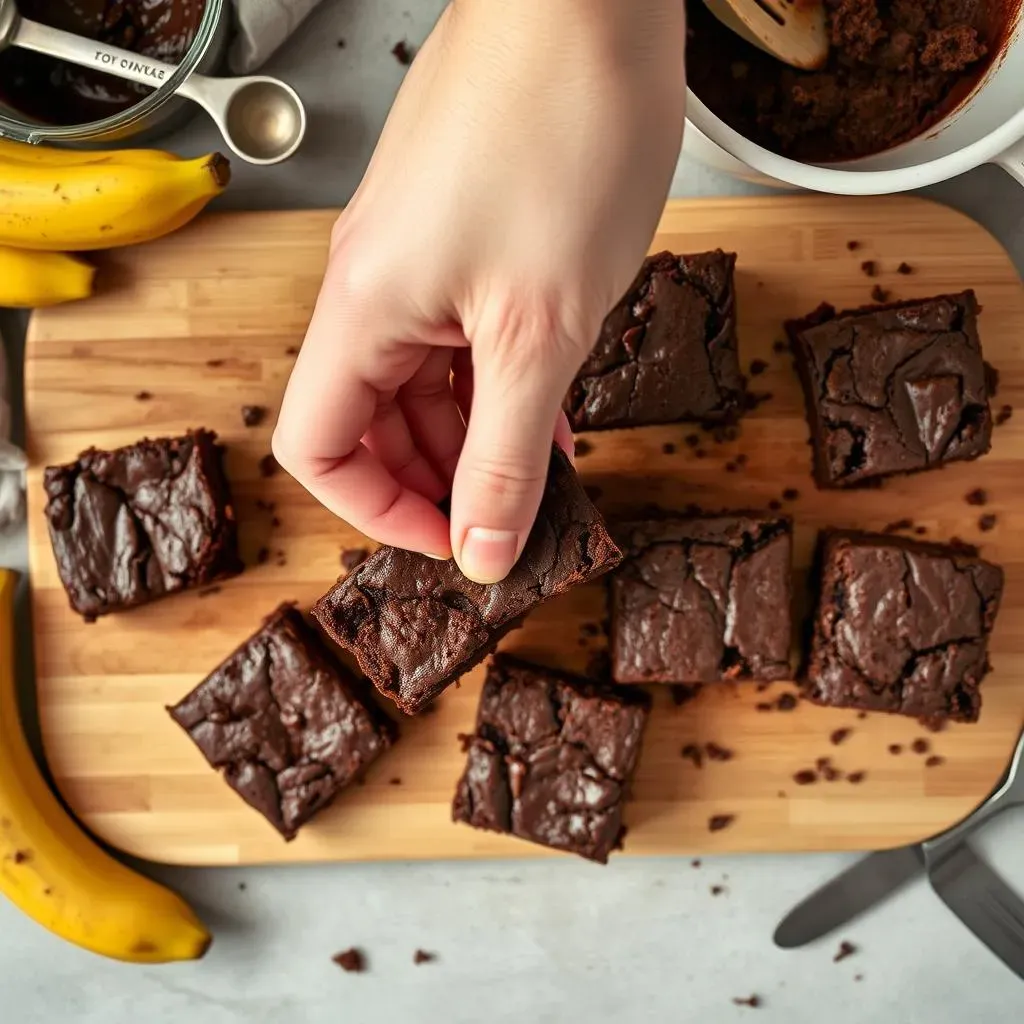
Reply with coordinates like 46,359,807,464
793,769,817,785
767,499,783,512
682,743,705,769
341,547,369,572
706,742,735,762
911,738,930,755
781,488,799,501
846,241,860,251
755,702,773,712
574,438,594,458
691,858,702,868
776,693,798,712
996,404,1013,426
857,712,868,720
238,882,247,891
256,546,270,565
965,488,988,506
897,262,913,275
883,518,914,534
12,850,30,864
457,732,474,753
205,358,225,368
336,37,346,48
259,454,278,478
914,526,928,536
923,717,949,734
662,442,677,455
685,433,701,447
925,755,946,768
834,940,857,963
854,974,864,983
733,995,762,1008
709,814,735,832
822,764,843,782
860,260,878,277
772,339,788,354
888,744,903,755
241,405,267,428
749,359,768,376
711,885,726,896
333,948,365,973
830,728,851,746
978,513,997,532
134,390,152,401
847,771,866,784
388,777,402,786
285,345,299,356
413,950,436,965
670,683,700,707
871,285,891,304
391,40,414,65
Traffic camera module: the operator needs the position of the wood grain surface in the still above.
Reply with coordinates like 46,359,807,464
24,196,1024,866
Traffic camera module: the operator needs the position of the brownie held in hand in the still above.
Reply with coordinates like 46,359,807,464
787,292,993,488
44,429,243,620
453,654,651,863
313,448,621,715
565,250,742,431
804,532,1003,723
611,514,793,684
169,605,397,840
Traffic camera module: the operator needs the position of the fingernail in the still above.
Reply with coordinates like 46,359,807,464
460,528,520,584
425,552,450,561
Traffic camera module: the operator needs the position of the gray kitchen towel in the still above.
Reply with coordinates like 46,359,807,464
0,327,26,533
231,0,326,74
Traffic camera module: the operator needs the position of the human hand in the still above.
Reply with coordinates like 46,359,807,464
273,0,686,583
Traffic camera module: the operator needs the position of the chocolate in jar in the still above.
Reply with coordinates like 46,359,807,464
0,0,206,125
686,0,1014,162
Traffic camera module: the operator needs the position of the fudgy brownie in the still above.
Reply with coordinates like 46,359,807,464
611,515,793,684
168,605,397,840
804,532,1003,723
787,293,993,488
452,654,651,863
565,250,742,431
313,448,621,715
44,429,243,619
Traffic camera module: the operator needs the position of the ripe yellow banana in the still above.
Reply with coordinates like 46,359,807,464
0,152,231,251
0,138,180,167
0,570,212,963
0,248,95,307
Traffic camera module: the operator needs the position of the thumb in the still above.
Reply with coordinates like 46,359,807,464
450,345,577,585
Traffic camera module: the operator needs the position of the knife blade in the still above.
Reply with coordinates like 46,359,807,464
773,844,924,948
927,842,1024,980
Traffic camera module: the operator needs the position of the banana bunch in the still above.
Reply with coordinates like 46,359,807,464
0,139,231,306
0,570,212,963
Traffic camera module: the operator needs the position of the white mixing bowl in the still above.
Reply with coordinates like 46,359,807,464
682,10,1024,194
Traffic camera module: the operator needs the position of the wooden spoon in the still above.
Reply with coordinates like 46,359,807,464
702,0,829,70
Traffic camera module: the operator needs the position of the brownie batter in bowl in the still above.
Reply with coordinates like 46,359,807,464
0,0,206,124
687,0,1014,162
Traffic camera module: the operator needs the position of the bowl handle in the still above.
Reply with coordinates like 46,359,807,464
995,137,1024,185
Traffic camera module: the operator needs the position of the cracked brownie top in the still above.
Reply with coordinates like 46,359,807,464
452,654,651,863
312,448,622,716
611,514,793,685
565,250,743,431
804,531,1003,723
787,292,993,488
169,604,397,840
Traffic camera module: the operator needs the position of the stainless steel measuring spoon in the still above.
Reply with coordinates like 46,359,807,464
0,0,306,165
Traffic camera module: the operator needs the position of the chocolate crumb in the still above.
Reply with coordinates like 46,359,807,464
925,755,945,768
241,405,267,428
772,339,788,354
337,37,346,48
965,488,988,506
706,742,735,762
871,285,891,304
256,546,270,565
391,40,414,65
238,882,247,891
776,693,798,712
911,738,930,755
914,526,928,536
341,547,369,572
732,995,762,1008
847,771,866,784
708,814,735,833
389,777,402,785
735,453,748,466
755,702,773,712
822,764,842,782
897,262,913,275
846,240,860,251
333,948,365,973
670,683,700,707
888,744,903,755
12,850,30,864
767,499,782,512
413,950,436,965
860,260,878,277
691,859,702,868
134,390,152,401
883,518,914,534
710,885,725,896
854,974,864,983
781,488,799,501
685,433,700,447
923,717,949,734
978,513,997,532
205,358,225,368
996,404,1013,426
259,454,278,478
834,940,857,963
457,732,474,753
857,712,868,720
285,345,299,356
749,359,768,376
574,438,594,458
793,770,817,785
681,743,704,769
662,442,677,455
830,728,851,746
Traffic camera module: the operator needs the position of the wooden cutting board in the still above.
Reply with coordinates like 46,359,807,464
24,197,1024,866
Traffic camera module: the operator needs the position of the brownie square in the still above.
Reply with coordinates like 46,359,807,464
452,654,651,863
565,250,742,431
804,532,1003,723
313,448,622,715
611,514,792,684
43,429,243,620
168,605,397,840
787,292,993,488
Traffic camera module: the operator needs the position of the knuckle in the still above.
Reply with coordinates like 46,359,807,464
464,448,545,500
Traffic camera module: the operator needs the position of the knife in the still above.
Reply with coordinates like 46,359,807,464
774,722,1024,949
926,840,1024,979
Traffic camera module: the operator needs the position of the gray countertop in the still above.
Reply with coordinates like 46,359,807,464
2,1,1024,1021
